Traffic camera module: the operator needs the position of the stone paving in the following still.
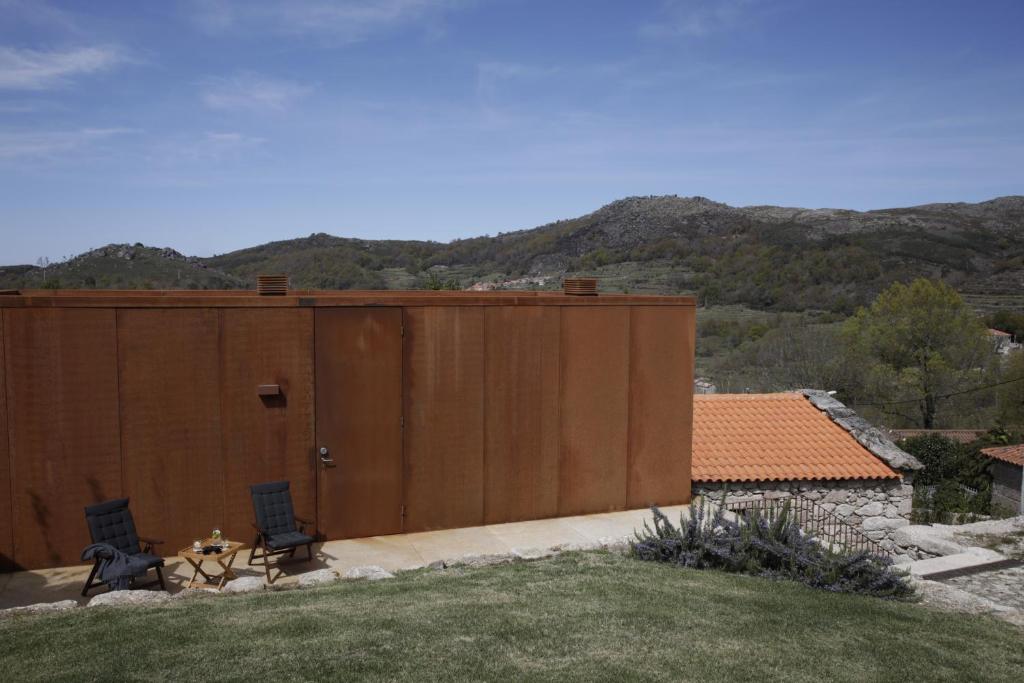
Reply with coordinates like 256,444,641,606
942,566,1024,612
940,515,1024,614
899,515,1024,626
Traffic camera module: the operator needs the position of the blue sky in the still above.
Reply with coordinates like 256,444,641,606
1,0,1022,265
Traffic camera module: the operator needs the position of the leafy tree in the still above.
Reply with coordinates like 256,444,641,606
998,350,1024,428
841,279,992,428
898,434,992,521
421,272,461,290
900,434,988,488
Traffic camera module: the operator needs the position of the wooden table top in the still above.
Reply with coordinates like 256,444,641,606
178,539,246,561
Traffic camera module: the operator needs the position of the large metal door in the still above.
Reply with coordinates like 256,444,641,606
314,308,404,539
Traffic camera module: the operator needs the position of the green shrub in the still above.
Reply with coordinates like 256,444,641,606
420,272,461,290
899,434,992,521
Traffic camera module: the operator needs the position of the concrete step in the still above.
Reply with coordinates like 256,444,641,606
907,549,1022,580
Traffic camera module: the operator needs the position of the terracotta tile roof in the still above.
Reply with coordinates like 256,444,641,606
988,328,1012,337
981,444,1024,467
693,393,901,483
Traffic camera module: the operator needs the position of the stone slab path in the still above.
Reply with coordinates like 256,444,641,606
0,505,688,611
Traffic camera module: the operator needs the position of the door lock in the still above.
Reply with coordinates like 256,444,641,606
319,447,334,465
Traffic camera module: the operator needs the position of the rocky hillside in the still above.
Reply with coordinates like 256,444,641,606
0,244,245,291
3,195,1022,314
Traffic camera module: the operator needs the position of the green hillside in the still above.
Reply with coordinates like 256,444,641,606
3,195,1022,318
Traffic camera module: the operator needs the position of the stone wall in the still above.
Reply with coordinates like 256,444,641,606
693,476,915,559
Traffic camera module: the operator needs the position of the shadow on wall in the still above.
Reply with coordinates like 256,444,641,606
28,490,59,568
22,477,118,571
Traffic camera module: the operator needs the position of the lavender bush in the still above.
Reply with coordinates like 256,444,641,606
630,497,914,600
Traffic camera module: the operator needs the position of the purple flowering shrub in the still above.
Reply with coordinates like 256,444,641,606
630,498,914,600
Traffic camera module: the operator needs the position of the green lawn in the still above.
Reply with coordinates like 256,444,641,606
1,552,1021,682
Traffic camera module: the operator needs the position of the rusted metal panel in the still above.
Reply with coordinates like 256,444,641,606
627,307,693,508
5,309,122,569
0,293,698,569
2,290,697,309
0,313,13,570
315,308,404,539
118,309,224,554
558,306,630,516
483,307,560,524
221,309,315,543
403,306,485,532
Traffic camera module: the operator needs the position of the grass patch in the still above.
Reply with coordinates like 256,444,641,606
1,552,1021,682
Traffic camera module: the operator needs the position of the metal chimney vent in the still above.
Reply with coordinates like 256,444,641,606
257,274,289,295
563,277,598,296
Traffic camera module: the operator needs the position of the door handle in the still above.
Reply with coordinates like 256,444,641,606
319,446,335,466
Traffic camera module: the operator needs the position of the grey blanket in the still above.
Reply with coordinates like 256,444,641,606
81,543,152,590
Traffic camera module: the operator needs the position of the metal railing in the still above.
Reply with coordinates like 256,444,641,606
725,497,885,556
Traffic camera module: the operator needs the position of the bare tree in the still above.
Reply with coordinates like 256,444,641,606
35,256,49,281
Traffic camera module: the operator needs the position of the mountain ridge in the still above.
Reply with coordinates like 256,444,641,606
3,194,1022,314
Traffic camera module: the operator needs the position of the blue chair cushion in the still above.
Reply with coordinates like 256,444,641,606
250,481,299,538
266,531,314,550
84,498,142,555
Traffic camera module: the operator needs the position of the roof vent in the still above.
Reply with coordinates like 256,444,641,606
563,277,598,296
257,274,289,296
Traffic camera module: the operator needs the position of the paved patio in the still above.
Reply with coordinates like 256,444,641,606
0,504,689,610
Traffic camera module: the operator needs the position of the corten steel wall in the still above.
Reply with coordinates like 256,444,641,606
118,309,226,567
4,309,123,569
220,309,316,548
0,313,12,570
403,307,487,532
482,307,560,525
626,307,694,508
0,290,694,570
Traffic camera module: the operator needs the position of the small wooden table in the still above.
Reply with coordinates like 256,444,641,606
178,540,246,590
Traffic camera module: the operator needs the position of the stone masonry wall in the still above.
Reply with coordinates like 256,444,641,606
693,476,915,559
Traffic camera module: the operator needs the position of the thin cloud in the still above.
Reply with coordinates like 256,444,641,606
196,131,266,159
0,101,41,113
200,73,313,112
150,131,267,164
0,128,133,160
0,0,83,34
189,0,468,43
475,61,560,100
640,0,757,38
0,45,126,90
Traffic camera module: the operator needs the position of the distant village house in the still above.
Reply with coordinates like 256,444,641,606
988,328,1022,355
980,444,1024,515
